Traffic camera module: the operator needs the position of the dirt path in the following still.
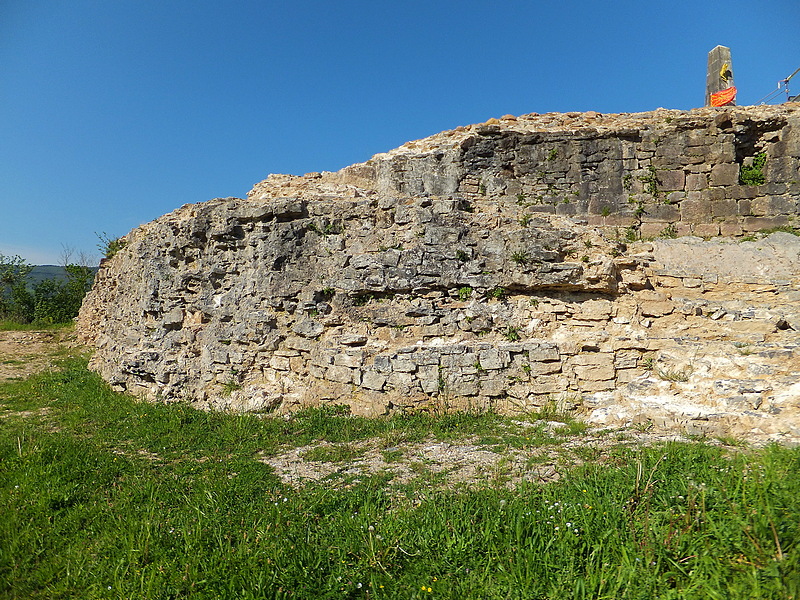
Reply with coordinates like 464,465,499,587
0,329,80,381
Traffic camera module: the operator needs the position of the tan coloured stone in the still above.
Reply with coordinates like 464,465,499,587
640,301,674,317
692,223,720,237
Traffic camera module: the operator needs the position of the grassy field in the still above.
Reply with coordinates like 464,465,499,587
1,355,798,599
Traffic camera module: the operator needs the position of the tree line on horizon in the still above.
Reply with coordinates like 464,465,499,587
0,253,95,326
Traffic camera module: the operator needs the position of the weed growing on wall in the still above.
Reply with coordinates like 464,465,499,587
739,152,767,186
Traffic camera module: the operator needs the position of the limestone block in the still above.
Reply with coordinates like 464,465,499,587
417,365,440,393
386,371,417,392
326,365,354,384
292,318,324,338
763,183,787,195
269,356,291,371
615,368,640,384
639,301,674,317
289,356,306,373
742,216,789,232
711,199,738,218
163,308,183,328
393,204,414,225
764,156,798,182
654,275,681,287
573,364,616,381
615,351,640,369
334,351,364,368
479,376,508,397
360,370,386,391
686,173,707,191
569,352,615,376
692,223,720,237
529,375,566,394
577,378,616,392
526,361,562,376
751,196,797,216
449,375,479,396
723,185,749,200
576,299,612,320
525,343,561,362
710,163,739,187
659,170,686,191
283,336,314,352
478,348,507,370
641,204,680,222
414,350,441,366
391,358,417,373
340,334,367,346
719,221,743,236
373,355,392,373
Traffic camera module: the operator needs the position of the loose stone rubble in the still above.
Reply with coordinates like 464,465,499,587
77,104,800,444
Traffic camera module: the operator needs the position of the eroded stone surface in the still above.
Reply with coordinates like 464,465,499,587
77,105,800,444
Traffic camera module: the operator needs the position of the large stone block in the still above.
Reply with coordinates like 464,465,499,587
680,197,712,222
571,353,614,368
719,220,743,236
685,173,707,191
517,355,559,375
641,204,680,222
751,196,797,216
639,300,674,317
742,216,789,231
326,365,355,384
334,351,364,368
360,370,386,391
692,223,720,237
710,163,739,187
573,364,616,381
711,199,737,218
658,170,686,191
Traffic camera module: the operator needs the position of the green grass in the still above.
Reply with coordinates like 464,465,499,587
0,320,74,332
1,359,799,598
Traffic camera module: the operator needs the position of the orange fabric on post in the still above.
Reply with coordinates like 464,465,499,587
711,86,737,107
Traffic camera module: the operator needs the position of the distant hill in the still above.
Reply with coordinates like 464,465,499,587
29,265,98,287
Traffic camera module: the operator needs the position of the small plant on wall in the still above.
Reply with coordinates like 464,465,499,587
638,165,660,200
739,152,766,186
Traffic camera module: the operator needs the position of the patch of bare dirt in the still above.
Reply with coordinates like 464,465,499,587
0,329,80,381
259,425,707,490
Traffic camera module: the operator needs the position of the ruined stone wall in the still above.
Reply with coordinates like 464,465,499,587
325,105,800,239
78,105,800,443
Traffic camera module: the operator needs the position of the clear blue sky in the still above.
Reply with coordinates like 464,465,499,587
1,0,798,264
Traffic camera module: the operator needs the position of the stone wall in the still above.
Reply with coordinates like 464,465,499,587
325,104,800,239
78,104,800,443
